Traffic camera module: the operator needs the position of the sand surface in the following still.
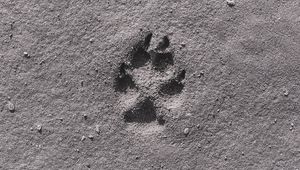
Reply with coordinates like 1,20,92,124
0,0,299,169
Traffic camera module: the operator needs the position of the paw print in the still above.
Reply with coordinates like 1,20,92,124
114,31,186,125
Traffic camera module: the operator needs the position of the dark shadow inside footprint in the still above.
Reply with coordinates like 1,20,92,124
114,63,136,92
159,80,184,96
156,36,170,51
130,48,151,68
175,69,186,82
114,75,135,92
159,70,185,95
124,98,157,123
150,51,174,71
129,32,153,68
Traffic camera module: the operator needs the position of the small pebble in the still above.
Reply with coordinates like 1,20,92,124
88,135,94,140
283,89,289,96
37,124,42,133
198,71,204,77
23,52,30,58
95,125,100,134
196,124,200,129
39,60,45,65
180,43,186,48
6,101,15,112
290,123,294,131
226,0,235,7
83,114,88,120
81,136,86,141
183,128,190,136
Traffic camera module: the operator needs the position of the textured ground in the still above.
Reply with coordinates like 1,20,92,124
0,0,300,169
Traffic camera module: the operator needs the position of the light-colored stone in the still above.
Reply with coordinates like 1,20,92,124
184,128,190,136
95,125,100,134
37,124,42,132
6,101,15,112
226,0,235,6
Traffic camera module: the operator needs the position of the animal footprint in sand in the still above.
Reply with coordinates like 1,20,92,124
114,32,186,125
